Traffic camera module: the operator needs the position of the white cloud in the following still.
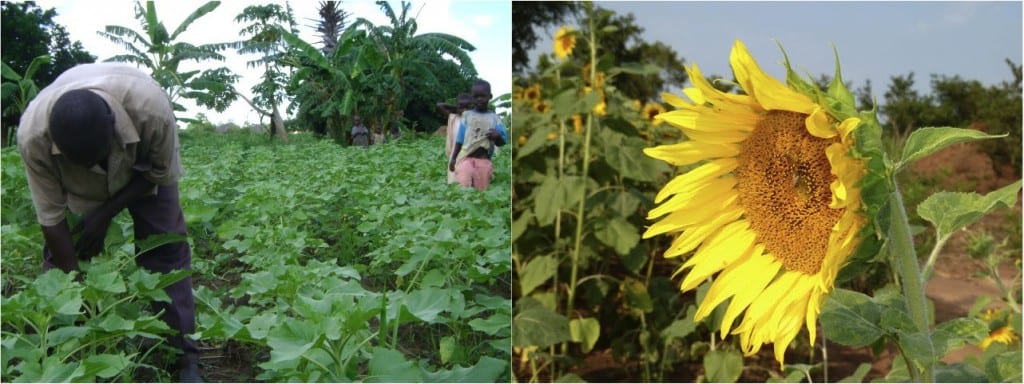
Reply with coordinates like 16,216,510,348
472,14,493,28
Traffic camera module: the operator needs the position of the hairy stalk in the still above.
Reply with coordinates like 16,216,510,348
921,231,950,280
553,68,566,378
889,180,934,382
565,6,598,360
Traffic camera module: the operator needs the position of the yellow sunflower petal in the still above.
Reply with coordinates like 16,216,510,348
643,142,740,167
653,158,737,204
679,222,756,291
805,106,837,138
730,40,814,113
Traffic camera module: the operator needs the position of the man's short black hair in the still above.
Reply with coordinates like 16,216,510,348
49,89,115,165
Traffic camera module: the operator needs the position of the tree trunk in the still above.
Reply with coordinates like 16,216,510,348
234,91,288,142
271,103,288,143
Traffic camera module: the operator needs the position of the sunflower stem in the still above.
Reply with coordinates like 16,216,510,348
921,231,950,280
554,56,567,377
565,3,597,354
888,180,934,382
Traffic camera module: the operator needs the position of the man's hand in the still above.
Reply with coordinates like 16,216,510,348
72,207,114,260
486,129,501,141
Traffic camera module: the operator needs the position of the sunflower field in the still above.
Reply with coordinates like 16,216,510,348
512,3,1022,383
2,131,512,382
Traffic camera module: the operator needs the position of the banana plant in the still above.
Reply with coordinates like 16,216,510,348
1,55,50,145
97,0,236,115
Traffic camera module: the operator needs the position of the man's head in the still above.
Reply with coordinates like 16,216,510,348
470,80,492,112
456,93,472,113
353,115,362,125
49,89,115,167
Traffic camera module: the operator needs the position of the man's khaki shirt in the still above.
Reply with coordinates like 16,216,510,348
17,63,183,226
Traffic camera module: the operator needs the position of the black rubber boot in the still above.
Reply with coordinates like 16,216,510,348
177,352,202,383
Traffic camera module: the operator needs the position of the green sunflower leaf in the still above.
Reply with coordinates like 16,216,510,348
512,297,570,348
568,317,600,353
518,255,557,296
918,180,1022,240
703,349,743,383
594,216,639,255
985,350,1023,383
935,363,987,383
820,289,884,347
837,363,872,383
897,127,1007,172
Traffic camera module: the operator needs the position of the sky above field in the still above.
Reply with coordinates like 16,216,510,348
526,1,1023,102
34,0,512,126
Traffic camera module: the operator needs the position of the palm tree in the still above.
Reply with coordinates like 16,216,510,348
316,1,349,56
97,0,236,115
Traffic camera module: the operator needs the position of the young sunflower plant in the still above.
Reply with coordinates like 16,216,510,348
645,40,1022,382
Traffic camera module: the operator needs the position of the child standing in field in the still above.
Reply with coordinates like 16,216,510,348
438,93,472,183
350,115,369,147
448,80,507,190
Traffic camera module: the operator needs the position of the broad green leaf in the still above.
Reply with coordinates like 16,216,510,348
552,87,601,117
897,330,938,364
532,176,562,226
38,355,79,382
934,317,989,356
703,349,743,383
400,288,451,323
515,122,553,159
468,313,510,336
368,347,422,382
47,326,90,346
837,363,872,382
78,353,131,379
518,255,557,296
935,363,987,383
569,317,600,353
513,297,570,348
84,268,126,294
918,180,1022,239
594,216,639,255
1,62,21,81
602,130,671,182
898,127,1006,171
533,175,586,227
985,351,1023,383
439,336,456,365
820,289,883,347
622,277,653,314
422,356,507,383
266,320,317,363
53,289,83,316
511,210,533,242
1,82,17,100
661,318,696,343
96,314,133,332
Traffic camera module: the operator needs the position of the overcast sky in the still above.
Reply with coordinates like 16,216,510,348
35,0,511,126
527,1,1022,102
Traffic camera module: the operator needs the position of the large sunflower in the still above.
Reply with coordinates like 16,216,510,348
643,40,876,364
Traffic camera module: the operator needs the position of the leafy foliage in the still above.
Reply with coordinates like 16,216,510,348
2,131,511,381
0,1,95,146
98,0,237,115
